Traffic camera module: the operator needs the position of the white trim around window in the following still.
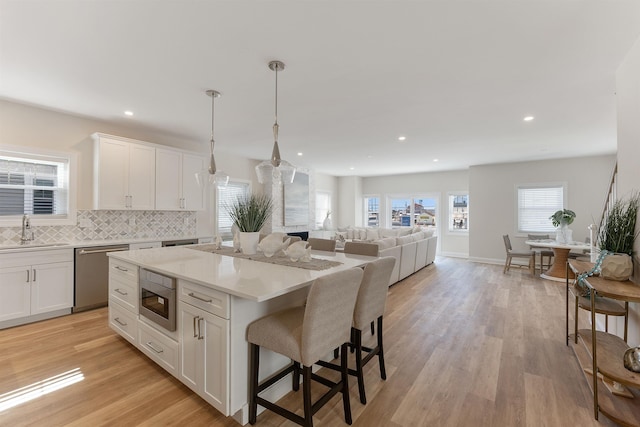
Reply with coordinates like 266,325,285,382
447,191,469,234
516,182,567,235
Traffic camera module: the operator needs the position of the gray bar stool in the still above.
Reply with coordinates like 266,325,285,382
247,267,364,426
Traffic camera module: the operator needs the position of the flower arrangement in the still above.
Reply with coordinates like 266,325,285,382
226,193,273,233
550,209,576,227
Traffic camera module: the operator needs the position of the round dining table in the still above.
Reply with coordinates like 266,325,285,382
524,239,592,281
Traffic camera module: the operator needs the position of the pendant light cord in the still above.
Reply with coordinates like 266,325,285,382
211,93,216,154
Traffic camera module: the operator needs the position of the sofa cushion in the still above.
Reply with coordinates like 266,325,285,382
423,229,435,238
375,237,397,250
398,227,412,237
366,228,380,241
334,231,347,243
379,228,398,238
396,235,414,246
411,233,424,242
346,229,355,239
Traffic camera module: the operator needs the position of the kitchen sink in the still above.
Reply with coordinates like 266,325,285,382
0,242,71,251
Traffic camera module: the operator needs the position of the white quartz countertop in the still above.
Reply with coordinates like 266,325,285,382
0,236,205,254
108,245,376,302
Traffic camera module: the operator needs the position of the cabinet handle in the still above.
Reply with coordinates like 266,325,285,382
198,317,204,340
145,341,164,354
114,317,127,326
188,292,213,303
114,266,129,272
193,316,199,338
115,288,127,296
32,269,36,282
26,269,30,283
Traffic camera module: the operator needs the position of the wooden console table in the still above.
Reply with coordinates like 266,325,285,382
566,259,640,425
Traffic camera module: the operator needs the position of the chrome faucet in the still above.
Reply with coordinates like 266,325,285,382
21,214,34,244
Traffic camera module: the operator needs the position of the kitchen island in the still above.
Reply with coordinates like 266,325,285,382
107,245,375,425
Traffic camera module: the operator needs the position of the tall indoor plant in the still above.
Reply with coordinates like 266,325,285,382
226,193,273,254
598,192,640,280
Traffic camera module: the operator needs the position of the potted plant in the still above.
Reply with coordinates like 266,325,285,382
550,209,576,243
226,193,273,254
598,192,640,280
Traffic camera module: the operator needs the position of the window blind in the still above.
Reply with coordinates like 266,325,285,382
217,181,250,240
0,157,69,217
517,185,564,233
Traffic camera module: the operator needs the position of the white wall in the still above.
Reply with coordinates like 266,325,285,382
314,171,339,228
337,176,363,228
0,99,261,237
468,155,616,264
615,34,640,345
362,170,469,256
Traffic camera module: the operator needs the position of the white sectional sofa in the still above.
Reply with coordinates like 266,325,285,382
331,227,437,286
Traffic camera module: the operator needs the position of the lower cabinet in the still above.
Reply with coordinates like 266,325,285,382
138,320,179,375
0,249,73,325
179,300,229,415
109,299,138,345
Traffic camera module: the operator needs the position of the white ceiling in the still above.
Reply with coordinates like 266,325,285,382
2,1,640,177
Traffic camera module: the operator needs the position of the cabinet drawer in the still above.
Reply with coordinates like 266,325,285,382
109,275,137,312
138,320,179,375
179,280,229,319
109,299,138,345
109,258,138,285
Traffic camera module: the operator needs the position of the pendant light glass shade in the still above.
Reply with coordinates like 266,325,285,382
197,89,229,188
255,60,296,184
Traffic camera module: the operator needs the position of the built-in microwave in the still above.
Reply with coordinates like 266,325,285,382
139,268,176,332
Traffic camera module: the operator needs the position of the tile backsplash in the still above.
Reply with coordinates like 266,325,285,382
0,210,197,245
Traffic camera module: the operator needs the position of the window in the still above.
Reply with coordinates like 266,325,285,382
216,180,250,240
517,184,564,233
388,195,437,229
448,194,469,232
315,191,331,229
364,196,380,227
0,148,74,225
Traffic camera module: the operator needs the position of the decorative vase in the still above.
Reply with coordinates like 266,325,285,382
323,213,333,230
257,233,290,257
601,253,633,281
239,231,260,255
556,224,573,244
624,346,640,372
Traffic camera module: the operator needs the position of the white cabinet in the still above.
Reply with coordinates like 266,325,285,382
178,282,229,415
93,135,156,210
0,249,73,326
108,258,139,340
156,148,206,211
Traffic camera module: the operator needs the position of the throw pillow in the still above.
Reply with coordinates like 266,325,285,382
366,229,380,241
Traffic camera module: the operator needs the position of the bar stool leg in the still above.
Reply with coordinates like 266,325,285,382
377,316,387,380
341,342,353,425
353,328,366,404
293,361,301,391
249,343,260,425
302,365,313,427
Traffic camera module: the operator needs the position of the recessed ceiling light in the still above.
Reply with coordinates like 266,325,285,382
433,159,439,162
349,166,355,170
398,136,406,141
124,111,134,117
297,152,303,156
523,116,534,121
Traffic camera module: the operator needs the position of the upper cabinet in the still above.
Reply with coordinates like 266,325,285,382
93,135,156,210
156,149,206,211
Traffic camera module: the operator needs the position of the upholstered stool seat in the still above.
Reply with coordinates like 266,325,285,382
319,256,396,404
247,267,364,427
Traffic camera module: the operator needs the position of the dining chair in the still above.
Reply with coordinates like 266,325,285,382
344,241,379,257
527,234,554,273
503,234,533,274
247,267,364,427
307,237,336,252
317,257,396,405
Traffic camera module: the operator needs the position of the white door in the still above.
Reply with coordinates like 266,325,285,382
0,265,31,321
96,138,129,209
128,144,156,210
30,262,73,315
181,154,206,211
155,149,182,210
201,310,229,415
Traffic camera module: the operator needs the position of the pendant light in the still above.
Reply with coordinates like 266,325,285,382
199,89,229,187
255,60,296,184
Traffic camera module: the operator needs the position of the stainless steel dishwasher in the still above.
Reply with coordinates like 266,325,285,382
74,244,129,312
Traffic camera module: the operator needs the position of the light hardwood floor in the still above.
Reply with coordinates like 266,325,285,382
0,257,617,426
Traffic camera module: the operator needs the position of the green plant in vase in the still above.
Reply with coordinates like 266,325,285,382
226,193,273,254
550,209,576,243
598,192,639,281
